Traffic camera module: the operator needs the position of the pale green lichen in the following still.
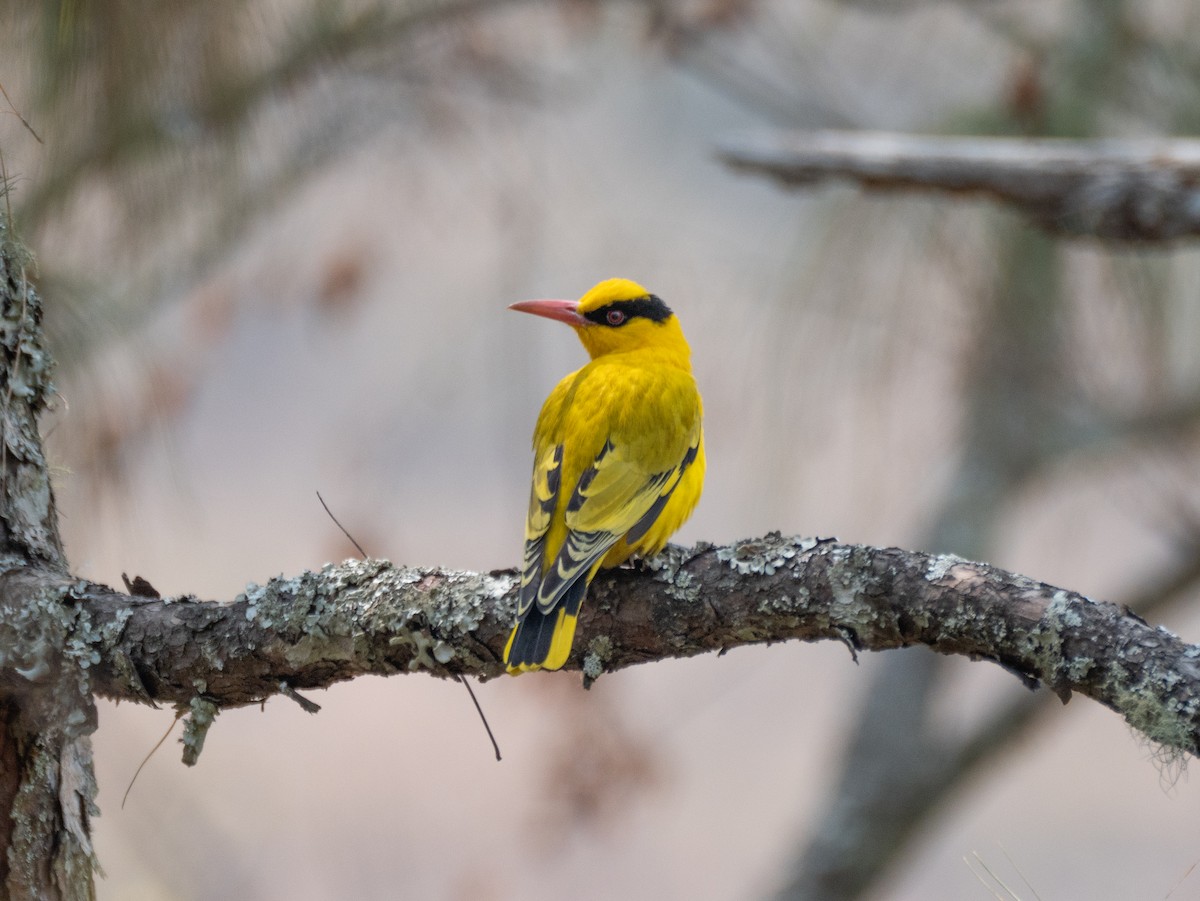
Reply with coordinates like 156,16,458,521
827,550,865,609
1120,688,1192,774
582,652,604,683
392,628,438,672
1060,654,1094,682
62,602,102,671
430,569,498,633
588,634,613,661
755,594,801,617
1016,618,1061,668
3,579,106,718
582,634,613,685
1047,590,1083,628
664,567,702,603
181,696,219,767
716,533,816,576
829,578,859,610
349,564,515,672
239,579,276,624
1011,591,1087,690
925,553,970,582
639,543,689,576
282,631,355,668
483,572,519,600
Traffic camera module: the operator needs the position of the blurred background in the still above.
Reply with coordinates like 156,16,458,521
4,0,1200,898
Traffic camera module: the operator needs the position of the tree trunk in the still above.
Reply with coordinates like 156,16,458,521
0,219,97,900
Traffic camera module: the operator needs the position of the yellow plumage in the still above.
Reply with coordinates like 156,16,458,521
504,278,705,673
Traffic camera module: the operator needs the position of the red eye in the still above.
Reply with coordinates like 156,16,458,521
606,309,626,326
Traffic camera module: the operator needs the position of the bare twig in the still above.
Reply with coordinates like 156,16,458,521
0,83,42,144
278,682,321,714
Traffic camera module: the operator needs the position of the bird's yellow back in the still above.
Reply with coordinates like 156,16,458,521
504,279,705,673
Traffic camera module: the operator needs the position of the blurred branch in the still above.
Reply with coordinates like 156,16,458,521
40,534,1200,762
18,0,508,227
719,130,1200,241
1057,392,1200,462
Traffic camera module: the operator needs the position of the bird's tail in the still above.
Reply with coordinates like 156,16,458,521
503,578,588,673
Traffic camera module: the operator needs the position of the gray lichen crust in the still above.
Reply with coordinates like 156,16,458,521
0,229,63,565
62,534,1200,764
0,218,99,900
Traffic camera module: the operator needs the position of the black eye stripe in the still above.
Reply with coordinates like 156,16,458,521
583,294,673,326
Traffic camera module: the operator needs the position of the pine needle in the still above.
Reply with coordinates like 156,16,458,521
965,851,1021,901
122,710,185,809
0,82,42,144
1164,857,1199,899
998,842,1043,901
316,490,368,558
459,675,501,761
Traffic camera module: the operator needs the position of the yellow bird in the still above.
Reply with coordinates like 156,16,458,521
504,278,705,673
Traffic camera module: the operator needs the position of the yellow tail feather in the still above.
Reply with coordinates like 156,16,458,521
502,625,520,670
542,610,578,671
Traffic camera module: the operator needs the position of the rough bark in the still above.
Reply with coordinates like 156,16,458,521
719,130,1200,241
32,536,1196,763
0,219,97,901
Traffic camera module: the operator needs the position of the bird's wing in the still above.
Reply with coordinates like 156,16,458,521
515,443,562,619
624,418,702,547
533,429,696,615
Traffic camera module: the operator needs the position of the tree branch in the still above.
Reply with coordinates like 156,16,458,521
718,130,1200,241
58,535,1200,760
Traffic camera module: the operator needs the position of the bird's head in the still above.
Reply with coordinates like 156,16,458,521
509,278,688,360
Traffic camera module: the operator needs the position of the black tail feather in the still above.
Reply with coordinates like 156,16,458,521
508,605,556,667
506,577,589,670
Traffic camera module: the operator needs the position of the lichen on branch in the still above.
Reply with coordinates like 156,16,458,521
57,533,1200,761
